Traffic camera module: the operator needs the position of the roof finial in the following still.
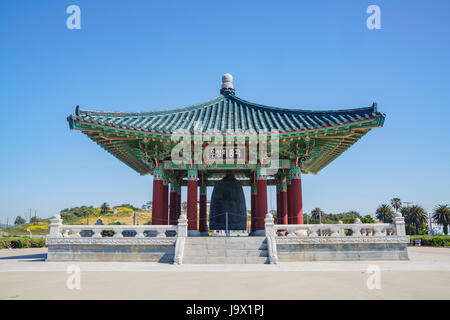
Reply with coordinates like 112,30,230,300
220,73,235,95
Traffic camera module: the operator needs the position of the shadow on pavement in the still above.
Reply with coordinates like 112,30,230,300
0,253,47,261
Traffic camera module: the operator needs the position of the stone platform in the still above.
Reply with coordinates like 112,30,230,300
276,242,409,261
45,213,410,264
46,240,176,262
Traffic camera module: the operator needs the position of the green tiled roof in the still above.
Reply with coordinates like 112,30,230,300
67,93,385,176
68,94,384,134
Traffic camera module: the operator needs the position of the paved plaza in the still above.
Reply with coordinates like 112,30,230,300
0,246,449,299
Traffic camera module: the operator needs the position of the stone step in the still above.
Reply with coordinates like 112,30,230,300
184,243,267,250
183,249,268,257
183,256,269,264
185,236,266,243
185,237,267,250
182,237,269,264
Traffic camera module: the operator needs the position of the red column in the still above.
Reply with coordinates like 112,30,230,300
199,184,207,234
169,184,178,225
177,187,181,218
162,182,169,225
152,170,164,225
287,175,294,224
251,184,257,232
290,169,304,224
187,170,198,235
255,170,267,233
280,177,288,224
276,184,281,224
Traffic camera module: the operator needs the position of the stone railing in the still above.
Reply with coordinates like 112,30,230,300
46,214,189,264
264,212,409,263
267,212,407,239
47,214,188,239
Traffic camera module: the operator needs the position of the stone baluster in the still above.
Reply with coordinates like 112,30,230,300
309,226,318,237
338,221,345,236
330,226,339,237
136,228,145,238
113,228,124,238
71,228,82,238
351,227,361,237
156,228,166,238
361,228,368,236
352,219,362,237
92,228,102,238
374,225,383,236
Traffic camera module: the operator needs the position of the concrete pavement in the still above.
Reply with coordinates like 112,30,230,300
0,247,449,299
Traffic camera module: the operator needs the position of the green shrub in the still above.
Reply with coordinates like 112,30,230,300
0,239,9,249
0,237,46,249
409,235,450,247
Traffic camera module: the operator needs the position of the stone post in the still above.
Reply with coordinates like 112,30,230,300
264,212,275,237
174,214,188,265
394,212,406,236
265,212,278,264
48,214,63,237
177,214,188,237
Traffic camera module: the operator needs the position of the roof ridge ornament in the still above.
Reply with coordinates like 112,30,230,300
220,73,235,95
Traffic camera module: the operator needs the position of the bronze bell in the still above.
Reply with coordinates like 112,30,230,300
209,174,247,230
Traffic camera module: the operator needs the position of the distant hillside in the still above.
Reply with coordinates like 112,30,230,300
0,204,153,236
0,221,50,236
67,210,153,226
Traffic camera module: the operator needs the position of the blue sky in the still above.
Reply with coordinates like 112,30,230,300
1,0,449,223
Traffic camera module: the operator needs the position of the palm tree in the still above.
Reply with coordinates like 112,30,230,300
433,204,450,235
390,198,402,213
100,202,110,214
310,208,324,223
404,205,428,235
375,204,394,223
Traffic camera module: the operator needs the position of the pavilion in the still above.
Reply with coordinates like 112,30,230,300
67,74,385,236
